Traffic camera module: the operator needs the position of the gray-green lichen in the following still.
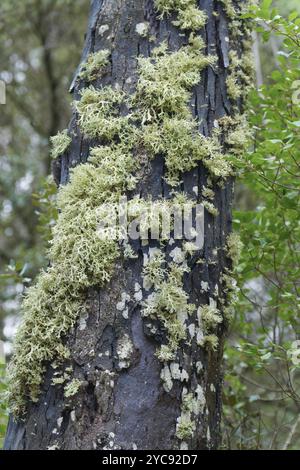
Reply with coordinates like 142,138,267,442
155,0,207,31
64,378,83,398
79,49,110,82
50,129,71,159
142,253,195,361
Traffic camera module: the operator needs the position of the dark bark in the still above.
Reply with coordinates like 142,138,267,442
5,0,242,450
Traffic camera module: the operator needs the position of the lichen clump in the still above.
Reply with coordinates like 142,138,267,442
142,253,195,361
50,129,71,159
64,378,83,398
155,0,207,31
79,49,110,82
8,86,138,416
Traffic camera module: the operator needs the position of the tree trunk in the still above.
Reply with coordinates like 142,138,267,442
4,0,251,450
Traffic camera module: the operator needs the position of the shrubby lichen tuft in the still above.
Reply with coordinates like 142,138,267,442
155,0,207,31
64,378,83,398
79,49,110,82
50,129,71,159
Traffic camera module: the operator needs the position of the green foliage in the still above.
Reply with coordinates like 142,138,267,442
0,360,8,448
224,2,300,450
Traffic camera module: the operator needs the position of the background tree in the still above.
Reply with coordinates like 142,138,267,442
0,0,89,447
223,1,300,450
0,0,89,344
3,0,252,450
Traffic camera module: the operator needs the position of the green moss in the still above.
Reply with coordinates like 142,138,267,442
50,129,71,159
79,49,110,82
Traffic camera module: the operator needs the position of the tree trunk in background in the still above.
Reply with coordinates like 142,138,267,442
4,0,247,450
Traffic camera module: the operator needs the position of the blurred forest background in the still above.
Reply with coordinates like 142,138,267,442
0,0,300,449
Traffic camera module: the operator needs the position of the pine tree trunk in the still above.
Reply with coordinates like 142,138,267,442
4,0,250,450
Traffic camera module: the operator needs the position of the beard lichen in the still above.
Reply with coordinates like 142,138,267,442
7,96,138,416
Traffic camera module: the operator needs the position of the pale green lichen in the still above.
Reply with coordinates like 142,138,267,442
203,334,219,351
201,186,215,200
75,86,131,141
142,254,195,360
176,417,195,440
50,129,71,159
64,378,83,398
226,232,243,266
135,40,215,122
155,0,207,31
199,304,223,330
79,49,110,82
202,200,219,217
7,126,137,416
176,386,206,440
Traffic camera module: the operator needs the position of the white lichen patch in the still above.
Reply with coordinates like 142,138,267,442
98,24,109,36
170,362,189,382
134,282,143,302
188,323,195,339
57,416,63,428
79,312,88,331
116,292,131,319
117,334,134,369
160,364,173,392
169,247,185,264
135,22,149,37
200,280,209,292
